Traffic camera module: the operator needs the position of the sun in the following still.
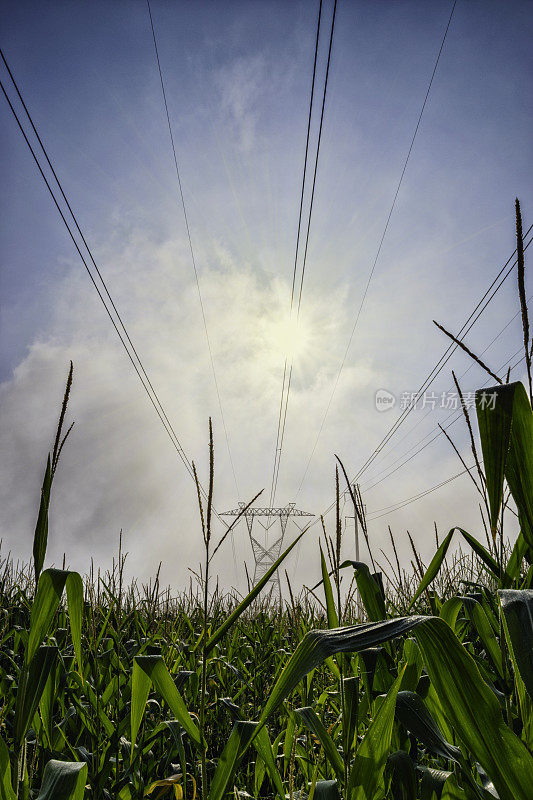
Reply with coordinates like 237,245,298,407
265,310,312,366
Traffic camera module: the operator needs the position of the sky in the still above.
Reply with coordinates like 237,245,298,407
1,0,532,595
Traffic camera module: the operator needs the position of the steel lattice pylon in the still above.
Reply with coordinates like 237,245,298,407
221,503,313,601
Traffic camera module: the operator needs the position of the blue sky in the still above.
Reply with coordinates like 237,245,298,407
1,0,532,591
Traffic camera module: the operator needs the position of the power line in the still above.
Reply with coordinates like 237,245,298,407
316,350,526,523
268,0,324,517
359,305,530,492
146,0,240,500
367,467,469,521
350,230,533,487
293,0,457,498
0,49,222,514
362,347,524,494
269,0,338,512
359,302,527,483
300,231,532,532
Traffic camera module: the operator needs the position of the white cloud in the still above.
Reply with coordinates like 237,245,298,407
0,223,375,592
216,54,270,153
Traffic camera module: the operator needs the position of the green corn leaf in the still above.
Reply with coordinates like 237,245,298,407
33,455,52,584
505,532,529,584
476,384,513,537
256,616,533,800
498,599,533,750
439,597,462,631
208,721,257,800
130,658,152,757
205,532,304,655
409,529,455,609
476,382,533,548
258,618,426,731
0,734,16,800
14,646,58,748
459,529,500,578
347,668,405,800
39,655,59,750
295,706,344,780
395,691,462,763
501,383,533,549
65,572,84,678
461,598,504,678
410,528,500,611
320,546,339,628
415,616,533,800
26,569,83,670
498,590,533,699
283,713,296,776
253,725,285,800
313,781,341,800
385,750,417,800
339,561,386,621
35,760,87,800
26,569,66,666
417,767,468,800
342,676,359,758
133,655,201,747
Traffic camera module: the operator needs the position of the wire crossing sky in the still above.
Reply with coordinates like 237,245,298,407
0,0,532,591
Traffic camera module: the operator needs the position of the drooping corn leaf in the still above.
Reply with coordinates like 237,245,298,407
26,569,83,675
385,750,417,800
257,617,426,731
256,616,533,800
395,691,462,763
35,760,87,800
132,655,201,748
417,767,468,800
339,561,386,621
145,774,184,799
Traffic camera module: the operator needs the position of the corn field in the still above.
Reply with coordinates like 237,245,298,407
1,209,533,799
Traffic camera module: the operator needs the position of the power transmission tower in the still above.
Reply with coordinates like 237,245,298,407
221,503,313,602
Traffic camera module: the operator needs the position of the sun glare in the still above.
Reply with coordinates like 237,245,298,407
268,312,311,364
